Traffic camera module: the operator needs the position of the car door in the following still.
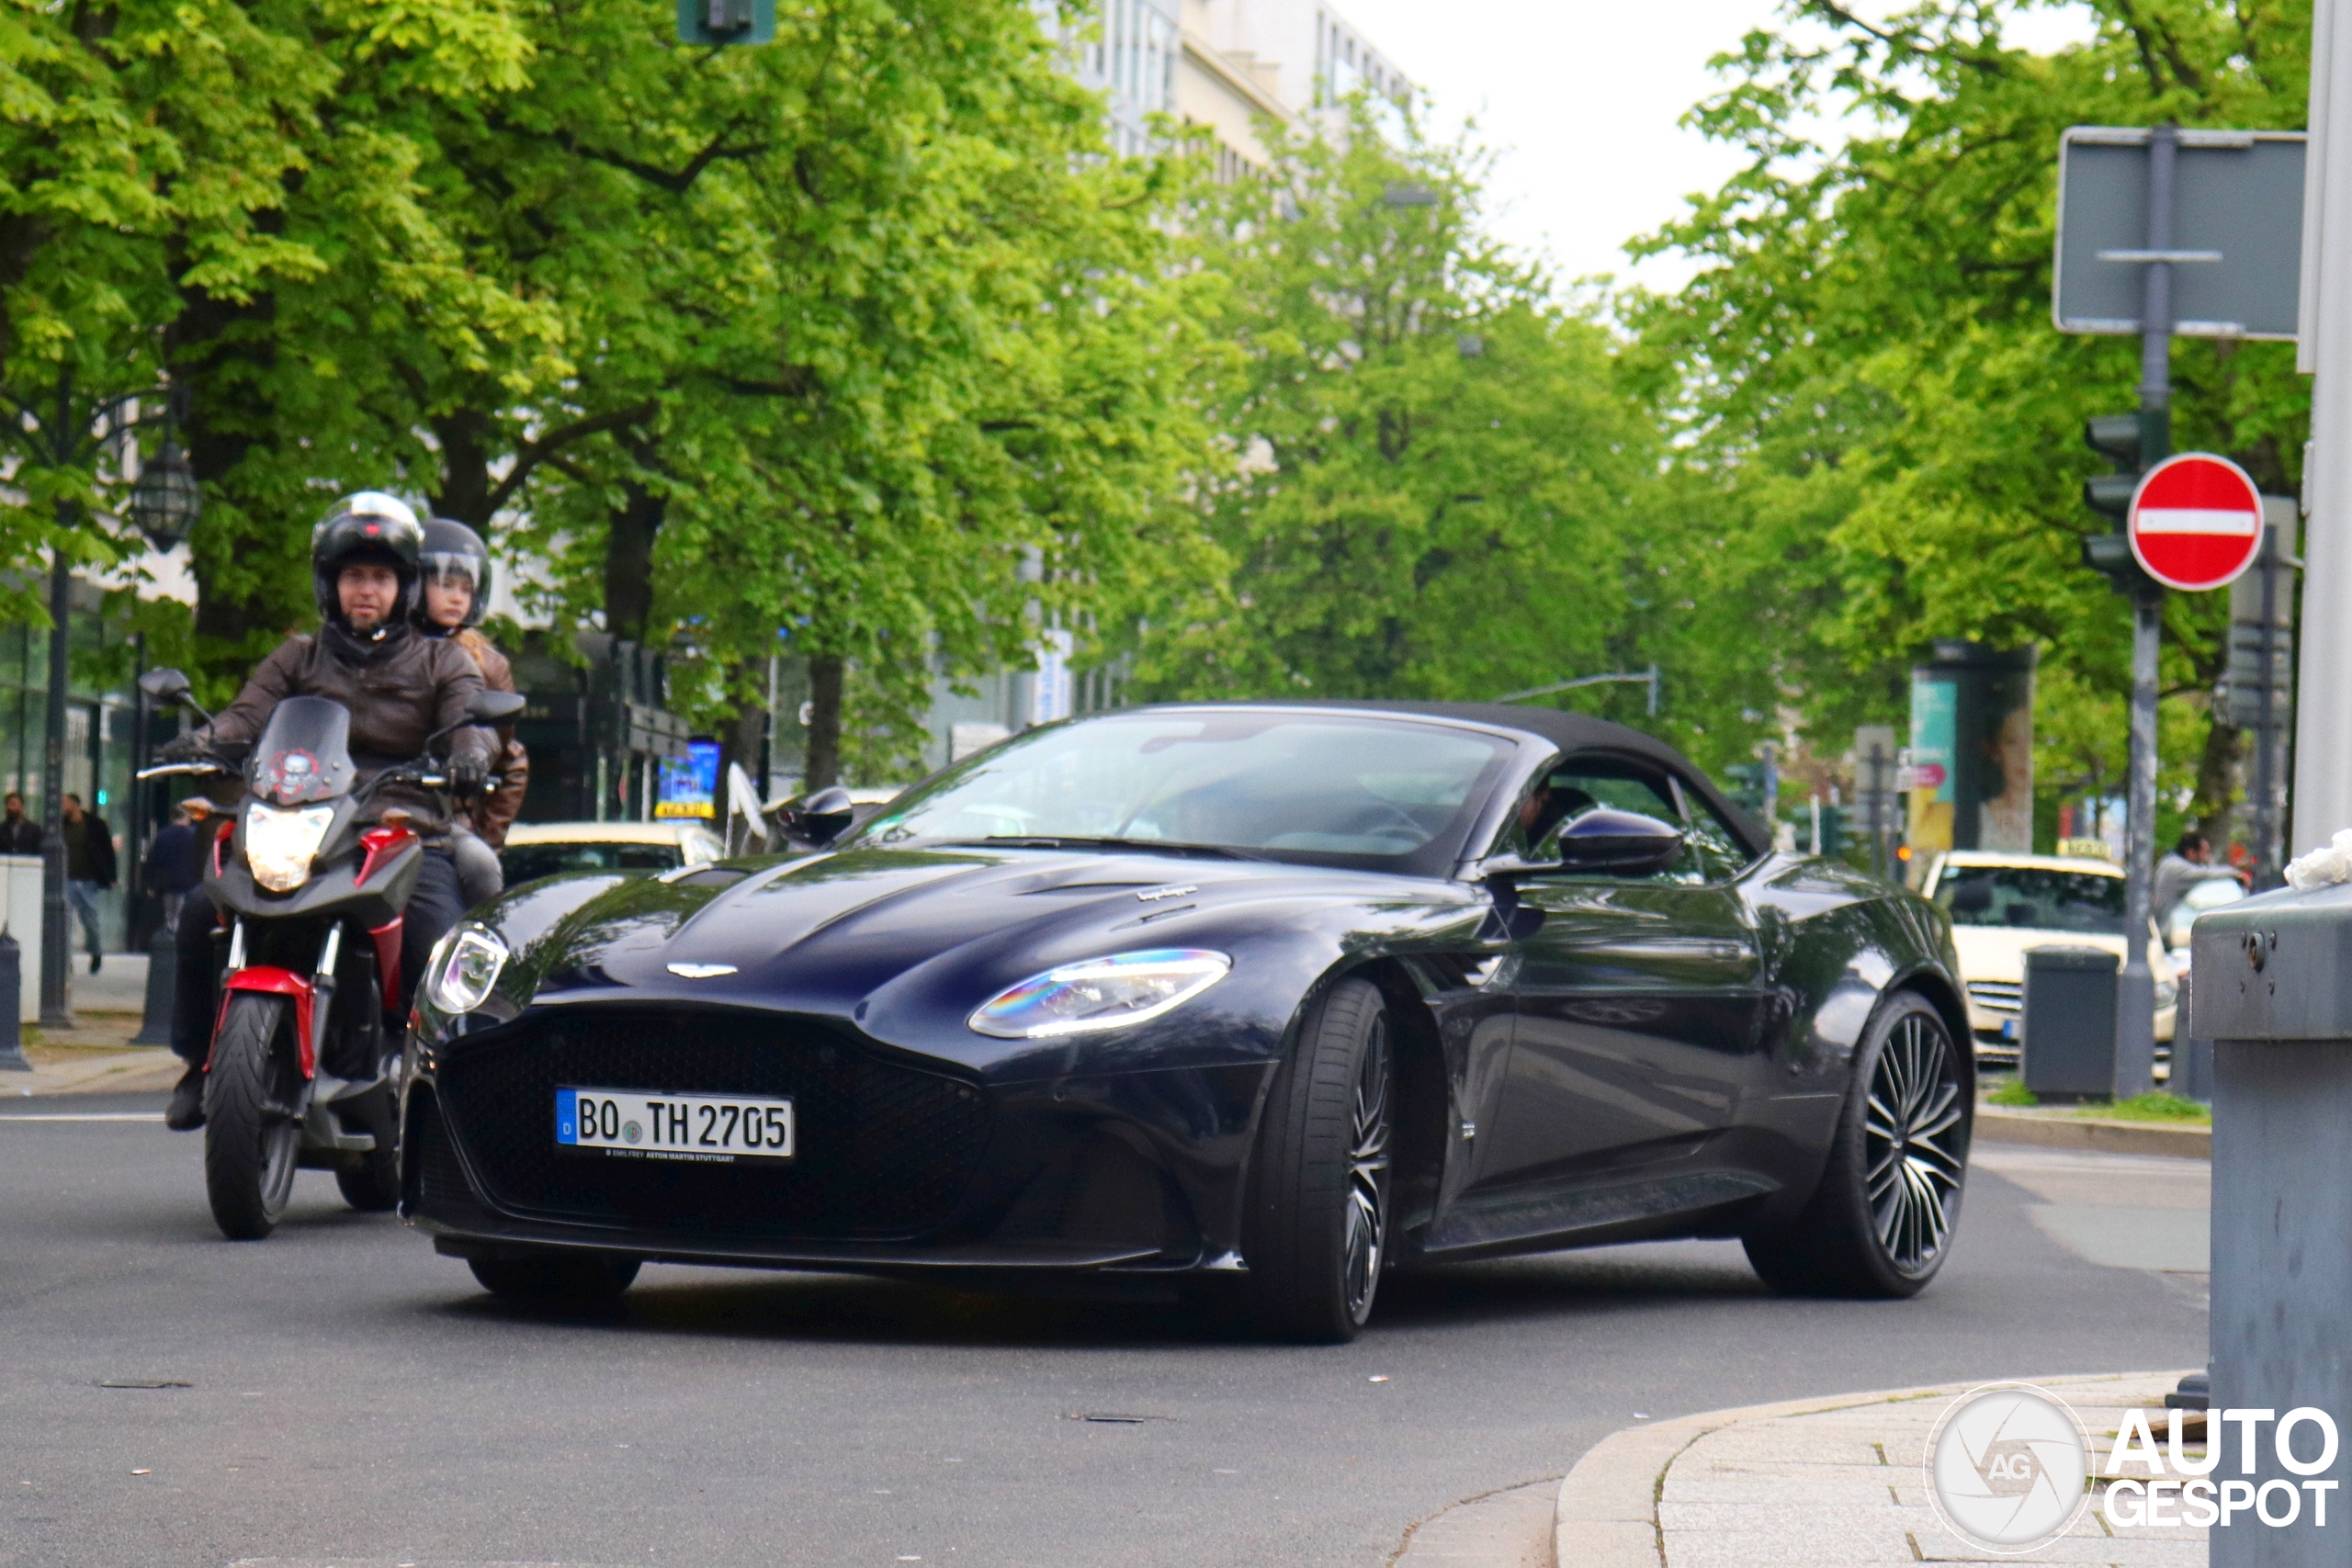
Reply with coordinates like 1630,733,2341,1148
1476,753,1770,1191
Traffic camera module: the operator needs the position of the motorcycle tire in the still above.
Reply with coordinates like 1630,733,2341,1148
335,1143,401,1213
204,993,302,1240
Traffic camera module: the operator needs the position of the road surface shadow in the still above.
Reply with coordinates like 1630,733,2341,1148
423,1236,1774,1349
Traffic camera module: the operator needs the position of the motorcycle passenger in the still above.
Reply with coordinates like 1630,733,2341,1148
414,518,527,908
158,493,492,1131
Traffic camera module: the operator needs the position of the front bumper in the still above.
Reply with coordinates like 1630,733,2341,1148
401,1004,1268,1278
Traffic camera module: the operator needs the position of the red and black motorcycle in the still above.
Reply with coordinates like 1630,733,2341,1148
137,669,522,1239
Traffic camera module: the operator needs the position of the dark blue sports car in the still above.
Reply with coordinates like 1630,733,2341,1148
401,702,1971,1340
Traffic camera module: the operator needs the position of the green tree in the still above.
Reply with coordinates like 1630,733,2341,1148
1630,0,2312,828
1131,104,1666,717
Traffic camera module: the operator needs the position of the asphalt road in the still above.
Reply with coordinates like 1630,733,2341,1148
1,1091,2208,1568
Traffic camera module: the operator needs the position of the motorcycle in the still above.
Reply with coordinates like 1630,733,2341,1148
137,669,525,1240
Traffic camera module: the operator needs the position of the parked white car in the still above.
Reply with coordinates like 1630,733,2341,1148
1921,851,2177,1066
498,820,727,886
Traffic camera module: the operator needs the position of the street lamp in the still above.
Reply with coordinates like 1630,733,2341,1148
128,436,201,551
22,380,199,1030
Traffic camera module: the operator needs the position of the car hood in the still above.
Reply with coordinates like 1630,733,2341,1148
504,842,1482,1075
1949,923,2175,984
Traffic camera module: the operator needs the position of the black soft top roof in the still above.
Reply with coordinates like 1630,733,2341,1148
1137,699,1771,856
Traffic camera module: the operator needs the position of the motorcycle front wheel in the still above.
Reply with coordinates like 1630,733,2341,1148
204,992,301,1239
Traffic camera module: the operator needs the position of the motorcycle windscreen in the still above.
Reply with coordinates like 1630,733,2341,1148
247,695,357,806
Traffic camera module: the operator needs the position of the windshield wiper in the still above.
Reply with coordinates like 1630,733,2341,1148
943,836,1266,861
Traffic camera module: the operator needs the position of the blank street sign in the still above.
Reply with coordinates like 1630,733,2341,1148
2054,127,2307,340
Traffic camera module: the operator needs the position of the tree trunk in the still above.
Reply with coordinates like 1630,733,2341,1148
717,660,769,815
2191,716,2245,846
430,407,497,527
805,655,844,788
604,468,663,643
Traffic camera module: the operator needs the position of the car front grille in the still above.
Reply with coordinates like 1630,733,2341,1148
433,1009,993,1240
1965,979,2022,1016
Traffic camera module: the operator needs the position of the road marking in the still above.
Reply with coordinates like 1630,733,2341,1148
0,1112,162,1122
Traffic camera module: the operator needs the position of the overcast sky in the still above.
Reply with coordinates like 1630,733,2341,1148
1334,0,2098,294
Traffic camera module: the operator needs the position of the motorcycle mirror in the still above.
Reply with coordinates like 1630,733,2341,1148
468,690,526,724
139,668,192,705
786,785,856,846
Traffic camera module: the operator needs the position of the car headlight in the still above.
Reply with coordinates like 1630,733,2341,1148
2154,976,2180,1010
244,803,335,893
968,949,1230,1039
424,925,510,1014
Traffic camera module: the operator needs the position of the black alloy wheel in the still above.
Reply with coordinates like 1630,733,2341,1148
203,993,302,1240
1241,976,1395,1342
469,1250,642,1308
1743,991,1967,1298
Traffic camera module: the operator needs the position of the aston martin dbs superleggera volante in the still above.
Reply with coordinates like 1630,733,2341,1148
401,702,1973,1340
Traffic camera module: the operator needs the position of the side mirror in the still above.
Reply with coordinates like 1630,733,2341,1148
469,690,526,725
785,785,856,846
1481,808,1686,881
1555,808,1685,874
139,668,193,705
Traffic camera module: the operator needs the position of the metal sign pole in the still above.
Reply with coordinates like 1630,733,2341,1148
2114,127,2177,1098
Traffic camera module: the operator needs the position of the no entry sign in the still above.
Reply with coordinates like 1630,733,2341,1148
2127,453,2265,592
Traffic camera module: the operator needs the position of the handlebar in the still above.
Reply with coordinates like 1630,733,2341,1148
138,761,493,795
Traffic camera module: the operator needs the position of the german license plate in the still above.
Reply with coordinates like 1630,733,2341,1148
555,1087,795,1163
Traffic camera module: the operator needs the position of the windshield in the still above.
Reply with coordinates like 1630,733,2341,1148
248,695,356,806
846,711,1517,876
1934,865,2125,935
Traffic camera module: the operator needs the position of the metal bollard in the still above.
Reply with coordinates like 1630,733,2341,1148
0,930,27,1070
130,923,175,1046
2193,883,2352,1565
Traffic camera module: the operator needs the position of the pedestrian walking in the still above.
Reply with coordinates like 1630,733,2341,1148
59,793,116,973
142,803,206,933
0,791,40,854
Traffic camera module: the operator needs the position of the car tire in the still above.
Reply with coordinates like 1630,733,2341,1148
1240,976,1395,1343
468,1251,641,1307
1744,991,1968,1298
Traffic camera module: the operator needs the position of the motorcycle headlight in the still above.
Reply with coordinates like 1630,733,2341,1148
968,948,1230,1039
424,925,510,1014
2154,976,2180,1011
243,803,335,893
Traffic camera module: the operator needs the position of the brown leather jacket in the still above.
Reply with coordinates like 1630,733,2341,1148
197,623,492,828
451,627,528,848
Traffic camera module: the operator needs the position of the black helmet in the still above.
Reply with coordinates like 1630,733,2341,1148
311,492,423,625
416,517,492,632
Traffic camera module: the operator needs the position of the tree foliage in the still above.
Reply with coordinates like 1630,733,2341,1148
1130,105,1666,716
1629,0,2312,825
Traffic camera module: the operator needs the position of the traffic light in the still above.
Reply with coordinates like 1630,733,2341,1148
2080,412,2160,593
1723,762,1768,818
677,0,774,45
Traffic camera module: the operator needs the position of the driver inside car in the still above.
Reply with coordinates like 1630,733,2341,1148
158,492,492,1131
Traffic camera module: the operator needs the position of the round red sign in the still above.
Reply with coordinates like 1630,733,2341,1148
2126,453,2265,592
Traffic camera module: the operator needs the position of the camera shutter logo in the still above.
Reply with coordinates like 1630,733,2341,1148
1924,1383,2092,1553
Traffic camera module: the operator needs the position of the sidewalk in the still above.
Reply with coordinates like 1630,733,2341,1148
5,956,178,1096
1553,1371,2201,1567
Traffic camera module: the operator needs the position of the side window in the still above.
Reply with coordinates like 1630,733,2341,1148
1675,783,1758,882
1506,756,1709,886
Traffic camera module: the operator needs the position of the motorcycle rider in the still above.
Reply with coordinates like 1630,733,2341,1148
414,518,527,907
159,493,492,1131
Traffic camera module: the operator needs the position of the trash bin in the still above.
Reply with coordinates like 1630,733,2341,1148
2020,944,2119,1101
2191,880,2352,1564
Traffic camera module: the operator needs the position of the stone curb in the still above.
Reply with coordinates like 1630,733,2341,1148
1551,1372,2182,1568
1975,1106,2211,1158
